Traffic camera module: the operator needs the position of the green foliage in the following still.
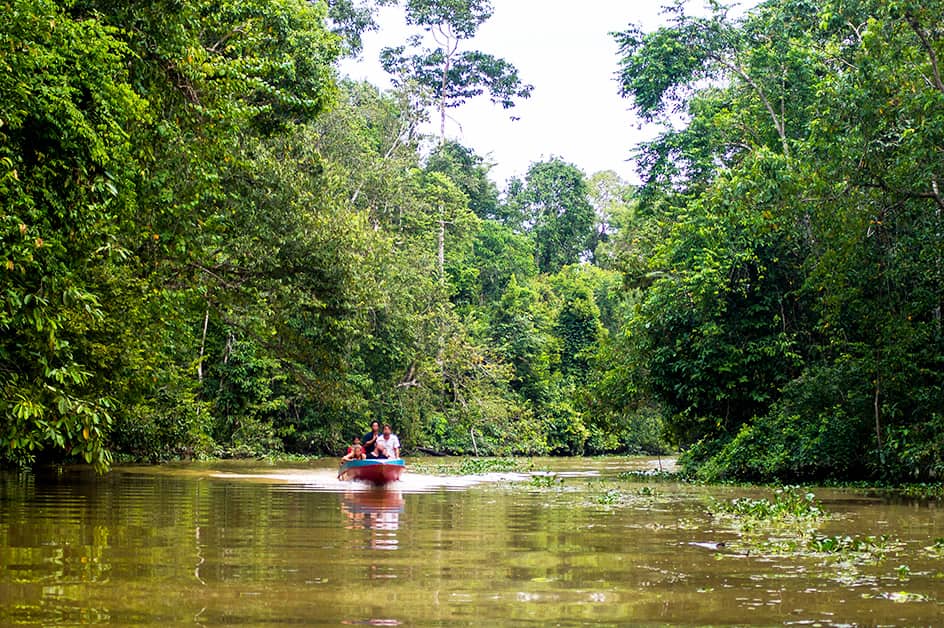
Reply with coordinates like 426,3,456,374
587,170,635,266
403,0,493,37
617,469,679,483
691,363,873,482
612,0,944,483
594,488,622,505
0,0,698,469
529,473,562,487
381,0,531,137
426,141,499,219
804,534,892,556
490,275,557,403
552,267,604,381
0,0,147,470
707,487,905,569
327,0,398,55
543,399,590,456
468,221,538,304
504,159,596,273
900,484,944,500
925,538,944,557
381,47,532,111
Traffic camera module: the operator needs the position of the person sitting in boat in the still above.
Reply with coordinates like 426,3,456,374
373,424,400,460
362,421,381,458
340,437,366,463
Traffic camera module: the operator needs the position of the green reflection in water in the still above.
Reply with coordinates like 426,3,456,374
1,458,943,626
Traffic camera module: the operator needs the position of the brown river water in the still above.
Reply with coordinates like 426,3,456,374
1,457,943,626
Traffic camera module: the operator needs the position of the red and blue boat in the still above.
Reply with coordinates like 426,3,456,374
338,459,405,485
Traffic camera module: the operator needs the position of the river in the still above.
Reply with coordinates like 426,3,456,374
1,457,942,625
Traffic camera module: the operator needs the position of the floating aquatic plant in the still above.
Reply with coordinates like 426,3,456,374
709,486,824,523
595,489,623,505
457,457,529,475
617,469,679,482
530,474,563,488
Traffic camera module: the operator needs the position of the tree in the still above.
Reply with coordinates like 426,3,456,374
587,170,635,263
611,0,944,482
0,0,147,469
615,0,823,160
465,220,538,307
490,275,558,405
327,0,399,56
425,141,499,219
504,159,596,274
380,0,535,338
551,268,604,383
380,0,532,141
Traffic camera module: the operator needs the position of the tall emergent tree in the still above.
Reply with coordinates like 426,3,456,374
380,0,533,141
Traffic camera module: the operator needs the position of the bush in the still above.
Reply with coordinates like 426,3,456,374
696,407,868,482
543,400,589,455
111,388,215,462
689,362,874,482
585,408,670,455
881,413,944,482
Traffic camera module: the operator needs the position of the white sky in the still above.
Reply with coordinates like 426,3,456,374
341,1,674,185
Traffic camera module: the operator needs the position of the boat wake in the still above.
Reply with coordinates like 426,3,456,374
207,467,598,493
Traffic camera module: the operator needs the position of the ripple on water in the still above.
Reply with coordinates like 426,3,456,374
3,459,944,626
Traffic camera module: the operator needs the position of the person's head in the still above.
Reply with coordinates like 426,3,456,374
371,420,380,433
382,423,392,436
352,436,361,445
353,444,363,455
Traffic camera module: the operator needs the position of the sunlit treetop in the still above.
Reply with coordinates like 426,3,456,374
404,0,494,37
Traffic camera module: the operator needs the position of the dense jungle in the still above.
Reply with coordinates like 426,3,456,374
2,0,943,483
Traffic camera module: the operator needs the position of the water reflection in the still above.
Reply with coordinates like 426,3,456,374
339,488,405,625
341,489,403,551
1,459,943,625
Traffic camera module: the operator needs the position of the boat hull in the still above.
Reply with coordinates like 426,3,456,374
338,459,405,485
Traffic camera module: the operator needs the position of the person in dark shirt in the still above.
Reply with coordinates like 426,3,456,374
361,421,381,458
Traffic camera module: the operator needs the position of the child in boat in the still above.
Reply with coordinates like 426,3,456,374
341,437,366,463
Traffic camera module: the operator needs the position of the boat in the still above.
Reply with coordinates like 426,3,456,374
338,458,405,485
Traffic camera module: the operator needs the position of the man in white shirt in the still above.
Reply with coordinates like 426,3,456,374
374,424,401,459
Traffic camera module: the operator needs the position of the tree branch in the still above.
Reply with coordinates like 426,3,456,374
710,53,791,158
930,177,944,212
905,12,944,94
207,24,249,54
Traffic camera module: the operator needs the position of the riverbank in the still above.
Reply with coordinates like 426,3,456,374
94,453,944,498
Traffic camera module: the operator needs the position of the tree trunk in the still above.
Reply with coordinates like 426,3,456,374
713,55,791,159
439,54,450,143
906,13,944,94
198,307,209,383
874,372,883,451
934,179,944,335
438,214,446,284
436,214,446,373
